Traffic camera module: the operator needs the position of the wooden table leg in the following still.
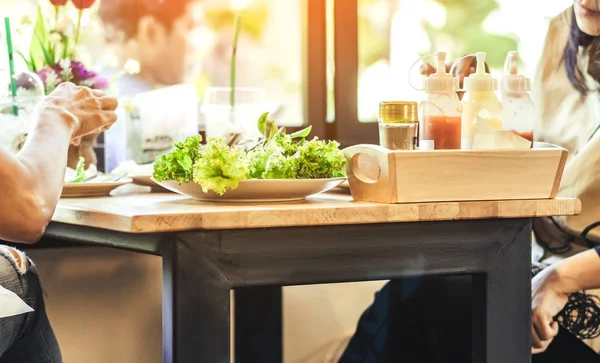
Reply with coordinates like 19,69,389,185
472,221,532,363
234,286,283,363
162,238,232,363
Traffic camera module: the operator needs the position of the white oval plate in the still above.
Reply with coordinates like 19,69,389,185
338,180,350,190
154,178,346,203
61,179,133,198
130,174,170,192
130,174,155,187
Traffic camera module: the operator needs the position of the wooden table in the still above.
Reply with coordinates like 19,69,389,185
39,190,580,363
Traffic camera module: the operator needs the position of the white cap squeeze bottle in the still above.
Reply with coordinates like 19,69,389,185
419,52,462,150
460,52,503,149
501,51,534,143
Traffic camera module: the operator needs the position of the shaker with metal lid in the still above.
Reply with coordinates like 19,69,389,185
378,101,419,150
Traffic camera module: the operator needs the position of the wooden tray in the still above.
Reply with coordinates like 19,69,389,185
343,143,568,204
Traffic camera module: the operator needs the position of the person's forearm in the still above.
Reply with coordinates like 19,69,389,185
19,106,75,210
0,84,116,243
554,249,600,293
0,106,75,243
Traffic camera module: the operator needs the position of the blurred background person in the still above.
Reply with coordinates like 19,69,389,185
97,0,206,97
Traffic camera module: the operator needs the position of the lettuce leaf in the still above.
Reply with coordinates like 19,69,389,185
248,142,279,179
294,138,346,179
262,151,298,179
247,129,346,180
68,157,87,183
192,137,249,195
153,135,202,183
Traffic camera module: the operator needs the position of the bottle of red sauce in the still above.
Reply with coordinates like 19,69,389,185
419,52,462,150
500,51,534,144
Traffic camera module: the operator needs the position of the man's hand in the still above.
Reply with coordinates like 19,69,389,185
39,83,118,145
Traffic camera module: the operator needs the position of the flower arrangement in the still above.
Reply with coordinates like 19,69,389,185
5,0,141,168
17,0,139,95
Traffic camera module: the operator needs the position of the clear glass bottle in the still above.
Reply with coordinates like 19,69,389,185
378,101,418,150
501,51,534,143
460,52,503,149
419,52,462,150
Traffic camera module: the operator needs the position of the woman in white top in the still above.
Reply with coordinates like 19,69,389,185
0,83,117,362
340,1,600,361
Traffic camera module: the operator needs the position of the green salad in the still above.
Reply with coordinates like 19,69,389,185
153,113,346,195
67,157,87,183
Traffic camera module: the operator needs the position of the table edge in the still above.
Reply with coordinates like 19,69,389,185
52,198,581,234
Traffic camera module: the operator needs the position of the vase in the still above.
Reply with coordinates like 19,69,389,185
67,133,98,170
201,87,268,141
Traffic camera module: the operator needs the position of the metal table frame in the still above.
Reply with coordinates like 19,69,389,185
34,217,531,363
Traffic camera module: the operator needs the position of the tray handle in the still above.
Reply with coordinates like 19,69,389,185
342,144,393,188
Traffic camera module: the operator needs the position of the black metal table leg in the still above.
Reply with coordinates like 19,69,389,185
473,222,532,363
234,286,283,363
162,238,232,363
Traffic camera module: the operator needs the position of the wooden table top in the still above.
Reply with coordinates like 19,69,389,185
50,186,581,233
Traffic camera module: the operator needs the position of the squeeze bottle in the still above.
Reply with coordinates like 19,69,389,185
500,51,535,142
419,52,462,150
460,52,503,149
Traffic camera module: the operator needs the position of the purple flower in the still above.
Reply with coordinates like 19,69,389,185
90,76,110,90
34,60,111,92
36,67,52,83
69,60,98,82
36,66,63,88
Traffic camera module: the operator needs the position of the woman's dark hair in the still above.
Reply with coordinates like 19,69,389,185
98,0,194,40
563,6,600,95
